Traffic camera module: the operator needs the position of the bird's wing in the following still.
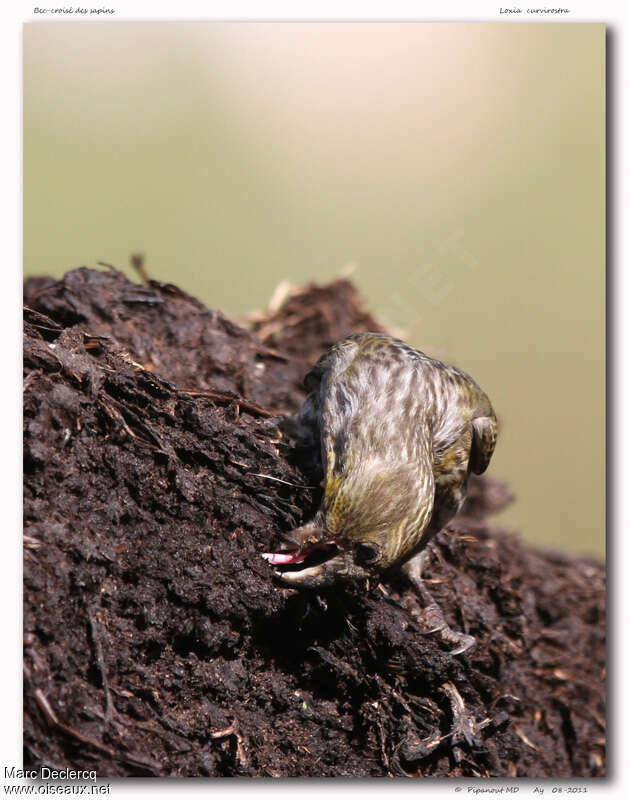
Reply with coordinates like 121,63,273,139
469,415,498,475
303,359,326,394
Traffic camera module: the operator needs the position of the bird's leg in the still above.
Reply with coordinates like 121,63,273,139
401,551,475,656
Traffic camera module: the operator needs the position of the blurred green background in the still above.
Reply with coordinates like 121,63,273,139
23,22,605,557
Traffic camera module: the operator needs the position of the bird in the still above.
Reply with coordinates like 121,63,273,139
263,332,498,654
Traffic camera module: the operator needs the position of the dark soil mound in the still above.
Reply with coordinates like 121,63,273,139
23,267,605,777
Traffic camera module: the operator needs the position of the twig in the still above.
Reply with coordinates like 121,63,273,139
250,342,289,362
25,667,162,774
441,682,491,749
210,722,249,767
98,397,166,452
130,253,152,284
513,725,538,751
23,370,43,393
87,607,114,722
210,725,235,739
179,389,274,418
250,473,316,489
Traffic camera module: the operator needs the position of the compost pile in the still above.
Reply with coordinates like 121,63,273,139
23,268,605,778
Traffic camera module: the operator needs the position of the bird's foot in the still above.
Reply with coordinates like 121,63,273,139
411,598,475,655
436,626,475,656
401,553,475,655
412,598,449,635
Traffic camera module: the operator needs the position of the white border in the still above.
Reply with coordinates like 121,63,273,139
3,2,623,797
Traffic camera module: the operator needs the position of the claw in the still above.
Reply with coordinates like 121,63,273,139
444,633,476,656
417,609,475,655
414,602,448,635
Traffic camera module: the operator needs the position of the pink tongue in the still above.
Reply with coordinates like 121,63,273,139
262,551,307,565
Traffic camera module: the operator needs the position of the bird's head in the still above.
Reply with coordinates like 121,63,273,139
262,520,387,587
262,464,429,587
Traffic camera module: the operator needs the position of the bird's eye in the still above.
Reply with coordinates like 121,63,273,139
354,542,382,568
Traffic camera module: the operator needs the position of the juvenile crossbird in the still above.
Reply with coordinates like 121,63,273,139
263,332,498,654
